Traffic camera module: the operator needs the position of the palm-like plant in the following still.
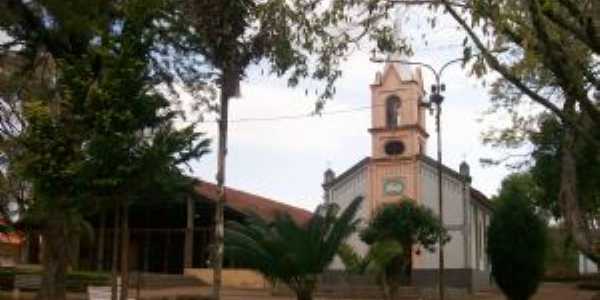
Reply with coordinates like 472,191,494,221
338,241,404,300
225,197,363,300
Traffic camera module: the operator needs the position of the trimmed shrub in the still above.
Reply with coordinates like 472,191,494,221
487,194,547,300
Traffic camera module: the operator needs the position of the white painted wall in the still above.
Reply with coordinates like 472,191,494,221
418,162,467,269
327,166,369,270
469,201,491,271
326,159,492,273
469,203,476,269
579,254,598,274
419,230,465,269
419,163,465,226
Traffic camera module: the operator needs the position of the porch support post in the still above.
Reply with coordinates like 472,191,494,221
184,197,195,269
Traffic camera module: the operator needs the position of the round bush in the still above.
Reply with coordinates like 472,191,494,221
487,195,547,300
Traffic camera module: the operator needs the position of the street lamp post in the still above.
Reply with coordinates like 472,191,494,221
371,54,465,300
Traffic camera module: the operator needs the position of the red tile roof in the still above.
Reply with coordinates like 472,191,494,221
194,181,313,224
470,188,494,211
0,220,23,245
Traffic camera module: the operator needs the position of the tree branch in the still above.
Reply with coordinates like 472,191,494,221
440,0,600,148
541,7,600,55
528,0,600,129
390,0,468,8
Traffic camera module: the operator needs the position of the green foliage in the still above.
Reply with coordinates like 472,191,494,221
338,240,404,300
186,0,412,107
544,228,579,279
225,197,362,300
529,115,600,219
0,1,211,298
462,0,600,138
337,243,364,274
360,199,448,290
447,0,600,264
0,0,210,214
0,268,110,291
338,240,404,275
362,240,404,275
491,172,543,210
338,240,404,283
77,0,210,211
361,199,449,251
488,181,547,300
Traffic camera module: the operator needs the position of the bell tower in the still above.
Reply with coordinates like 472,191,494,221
367,62,428,213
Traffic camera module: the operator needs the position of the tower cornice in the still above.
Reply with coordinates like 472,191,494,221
368,124,429,138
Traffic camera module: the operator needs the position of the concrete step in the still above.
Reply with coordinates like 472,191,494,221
274,284,421,299
129,273,206,289
317,286,420,299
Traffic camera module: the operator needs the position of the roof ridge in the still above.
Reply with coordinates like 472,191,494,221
193,179,313,223
206,180,303,206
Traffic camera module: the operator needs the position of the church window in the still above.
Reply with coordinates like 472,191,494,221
385,96,401,128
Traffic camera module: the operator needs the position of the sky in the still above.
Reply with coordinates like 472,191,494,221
188,10,516,212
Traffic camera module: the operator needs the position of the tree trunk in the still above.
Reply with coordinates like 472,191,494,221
69,231,81,271
213,65,236,300
20,231,30,264
120,202,130,300
37,211,69,300
184,197,195,269
381,271,391,300
560,121,600,263
97,211,106,271
111,202,121,300
143,231,150,272
294,289,314,300
388,244,412,286
400,244,412,285
593,0,600,45
164,230,171,273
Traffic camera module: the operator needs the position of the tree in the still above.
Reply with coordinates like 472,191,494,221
76,3,210,297
0,1,208,299
528,115,600,225
225,197,363,300
448,0,600,263
360,199,449,293
488,174,548,300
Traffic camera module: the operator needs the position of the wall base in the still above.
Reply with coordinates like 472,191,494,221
412,268,493,292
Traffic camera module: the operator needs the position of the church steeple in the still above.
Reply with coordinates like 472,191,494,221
366,62,428,211
369,63,428,160
364,7,429,210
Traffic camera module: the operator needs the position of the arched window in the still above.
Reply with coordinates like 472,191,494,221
385,96,401,128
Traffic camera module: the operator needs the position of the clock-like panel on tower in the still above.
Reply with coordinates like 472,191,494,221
383,177,405,196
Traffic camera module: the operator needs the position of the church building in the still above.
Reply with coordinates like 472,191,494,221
322,62,494,292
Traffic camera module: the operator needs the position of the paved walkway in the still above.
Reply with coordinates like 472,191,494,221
134,283,598,300
0,282,596,299
473,282,596,300
184,283,597,300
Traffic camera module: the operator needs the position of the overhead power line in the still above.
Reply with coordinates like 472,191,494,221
202,104,385,124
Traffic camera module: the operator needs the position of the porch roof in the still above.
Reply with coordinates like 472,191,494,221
194,181,312,224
